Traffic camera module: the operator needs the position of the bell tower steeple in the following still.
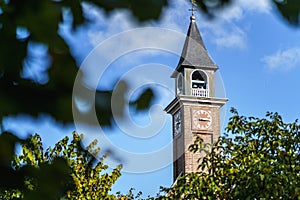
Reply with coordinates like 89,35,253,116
165,12,227,182
172,12,218,97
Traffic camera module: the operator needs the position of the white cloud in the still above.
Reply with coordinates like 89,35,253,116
85,0,190,43
199,16,247,49
193,0,271,49
262,47,300,71
82,1,189,74
218,0,271,22
86,9,139,46
238,0,271,13
214,28,246,49
203,0,271,49
83,0,272,51
219,4,244,21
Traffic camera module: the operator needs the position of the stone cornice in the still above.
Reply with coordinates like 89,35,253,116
164,95,228,114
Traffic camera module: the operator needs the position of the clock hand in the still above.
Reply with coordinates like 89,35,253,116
198,118,210,121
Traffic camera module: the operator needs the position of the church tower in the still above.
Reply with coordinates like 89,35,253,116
165,13,227,182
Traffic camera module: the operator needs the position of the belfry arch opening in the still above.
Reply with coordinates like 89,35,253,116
191,70,208,97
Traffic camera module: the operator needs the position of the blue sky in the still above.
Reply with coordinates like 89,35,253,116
4,0,300,198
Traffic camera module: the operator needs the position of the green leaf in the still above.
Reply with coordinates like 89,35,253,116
130,88,154,111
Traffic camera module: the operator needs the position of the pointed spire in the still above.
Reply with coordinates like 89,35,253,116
174,12,218,75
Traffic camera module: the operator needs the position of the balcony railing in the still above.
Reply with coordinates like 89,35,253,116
191,88,208,97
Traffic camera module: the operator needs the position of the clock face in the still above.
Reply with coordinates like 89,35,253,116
192,109,212,130
174,110,182,135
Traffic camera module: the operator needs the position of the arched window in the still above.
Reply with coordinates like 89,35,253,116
191,70,208,97
177,73,183,94
191,70,207,89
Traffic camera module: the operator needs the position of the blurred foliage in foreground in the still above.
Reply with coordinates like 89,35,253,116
1,0,300,199
156,108,300,199
0,0,300,129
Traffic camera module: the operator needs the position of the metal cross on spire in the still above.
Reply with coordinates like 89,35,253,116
189,5,197,20
189,5,197,16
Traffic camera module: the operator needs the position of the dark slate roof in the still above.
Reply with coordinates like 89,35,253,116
174,16,218,75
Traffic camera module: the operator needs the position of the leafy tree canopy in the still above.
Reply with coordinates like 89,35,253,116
0,132,129,200
157,108,300,199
